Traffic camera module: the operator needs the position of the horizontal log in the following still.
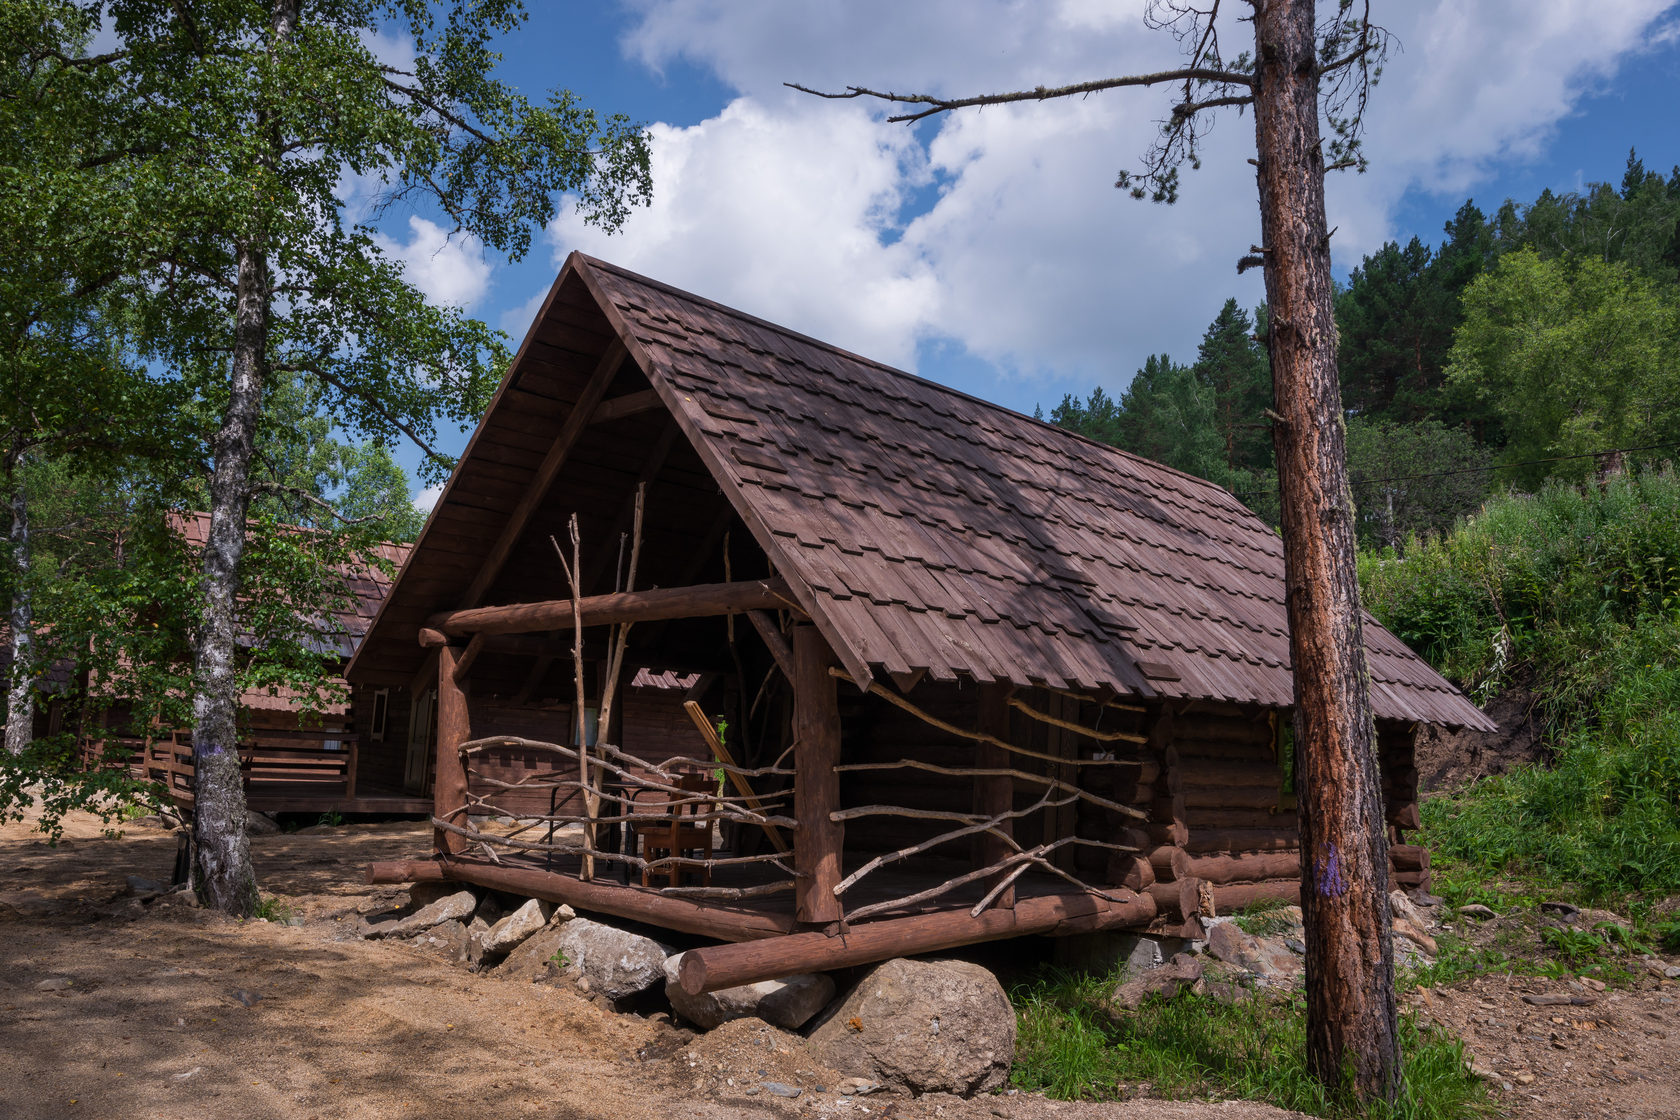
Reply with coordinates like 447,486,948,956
1392,868,1429,888
1145,876,1206,922
427,577,795,637
366,857,793,942
1207,880,1300,913
1387,803,1421,830
1107,853,1156,892
1146,845,1191,881
1389,843,1430,873
1178,761,1286,788
1183,851,1301,884
1184,807,1297,830
1180,785,1295,811
1147,819,1189,847
677,889,1158,995
1185,828,1301,854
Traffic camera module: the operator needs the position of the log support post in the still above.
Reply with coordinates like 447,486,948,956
792,625,843,925
973,682,1015,910
434,643,471,857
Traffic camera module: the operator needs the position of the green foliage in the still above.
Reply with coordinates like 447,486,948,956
253,895,294,923
1362,470,1680,901
1009,967,1490,1119
1346,418,1493,552
1446,250,1679,486
1233,895,1293,938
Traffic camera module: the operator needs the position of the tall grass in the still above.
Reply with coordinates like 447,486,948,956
1010,967,1489,1119
1360,467,1680,903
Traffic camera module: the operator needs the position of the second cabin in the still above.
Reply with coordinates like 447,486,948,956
346,254,1493,995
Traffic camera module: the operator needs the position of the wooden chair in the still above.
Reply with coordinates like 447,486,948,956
631,772,715,888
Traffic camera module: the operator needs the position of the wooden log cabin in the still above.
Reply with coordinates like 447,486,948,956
349,254,1494,994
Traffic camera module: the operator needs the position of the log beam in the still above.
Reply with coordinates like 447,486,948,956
367,857,792,941
428,577,794,638
793,625,843,925
590,388,663,425
434,644,471,856
677,888,1156,995
457,340,627,611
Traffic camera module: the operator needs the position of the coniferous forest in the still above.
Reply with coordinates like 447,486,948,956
1040,150,1680,552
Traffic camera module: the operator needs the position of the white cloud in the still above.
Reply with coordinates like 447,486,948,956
550,97,940,368
593,0,1674,395
373,216,493,310
413,484,444,513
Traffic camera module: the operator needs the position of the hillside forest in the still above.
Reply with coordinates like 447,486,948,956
1041,150,1680,552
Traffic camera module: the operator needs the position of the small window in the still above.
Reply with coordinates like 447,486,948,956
369,688,389,743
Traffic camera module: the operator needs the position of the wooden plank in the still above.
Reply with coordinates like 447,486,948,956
429,577,795,637
746,610,795,681
435,644,471,856
456,339,627,611
682,700,789,853
793,625,844,925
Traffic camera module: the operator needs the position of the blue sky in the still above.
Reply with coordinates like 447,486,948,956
371,2,1680,508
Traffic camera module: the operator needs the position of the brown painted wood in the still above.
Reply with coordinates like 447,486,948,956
1147,845,1192,881
677,888,1157,995
793,625,844,924
1183,851,1303,884
1387,803,1421,831
1180,784,1295,810
1145,876,1206,922
367,857,793,941
1108,853,1156,891
973,682,1015,909
434,644,471,856
429,577,794,637
1186,828,1303,855
452,633,487,681
1389,844,1429,873
747,610,796,681
418,628,448,648
591,388,664,424
456,339,627,611
1209,879,1302,913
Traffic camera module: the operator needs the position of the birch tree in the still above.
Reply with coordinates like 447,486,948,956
798,0,1403,1101
26,0,651,915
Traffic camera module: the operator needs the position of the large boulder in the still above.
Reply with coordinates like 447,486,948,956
495,925,571,983
553,918,673,1001
364,889,478,940
483,899,553,956
1108,952,1205,1011
663,953,835,1030
1205,921,1302,984
807,958,1014,1096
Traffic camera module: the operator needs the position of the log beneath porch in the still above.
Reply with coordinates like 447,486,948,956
368,857,795,941
427,577,794,638
677,888,1157,995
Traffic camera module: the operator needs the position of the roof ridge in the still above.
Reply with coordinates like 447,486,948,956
572,253,1257,508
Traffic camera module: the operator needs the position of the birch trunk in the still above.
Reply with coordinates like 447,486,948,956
1250,0,1398,1101
189,238,267,916
6,468,34,756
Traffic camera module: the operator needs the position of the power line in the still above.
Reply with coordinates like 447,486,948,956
1229,438,1680,502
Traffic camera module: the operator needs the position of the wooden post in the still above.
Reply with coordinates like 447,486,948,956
434,643,471,857
792,625,843,925
973,682,1015,910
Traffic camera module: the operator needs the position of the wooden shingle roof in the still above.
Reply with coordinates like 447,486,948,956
350,254,1493,731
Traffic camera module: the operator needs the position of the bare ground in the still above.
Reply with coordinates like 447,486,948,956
0,809,1303,1120
4,810,1677,1120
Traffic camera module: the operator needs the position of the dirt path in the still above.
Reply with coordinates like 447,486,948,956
0,810,1305,1120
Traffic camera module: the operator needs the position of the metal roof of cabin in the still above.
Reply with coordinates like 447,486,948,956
348,254,1494,731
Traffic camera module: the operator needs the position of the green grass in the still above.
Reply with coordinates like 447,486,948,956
1009,967,1492,1119
1233,895,1295,938
1361,469,1680,907
253,895,294,923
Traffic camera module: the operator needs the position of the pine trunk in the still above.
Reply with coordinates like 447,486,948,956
6,467,34,756
1249,0,1399,1102
190,239,268,917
